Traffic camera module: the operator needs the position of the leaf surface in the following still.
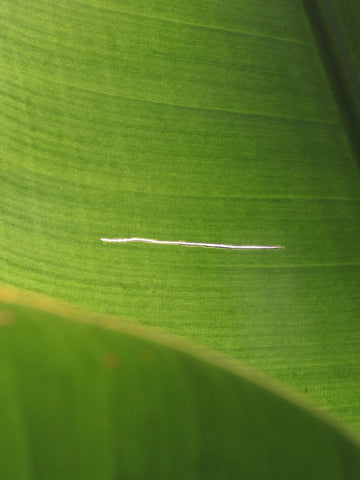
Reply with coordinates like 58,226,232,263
0,293,360,479
1,0,360,429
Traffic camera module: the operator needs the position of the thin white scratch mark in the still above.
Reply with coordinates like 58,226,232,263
100,238,284,250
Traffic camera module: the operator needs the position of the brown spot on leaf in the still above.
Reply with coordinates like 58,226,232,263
0,310,15,326
104,353,120,369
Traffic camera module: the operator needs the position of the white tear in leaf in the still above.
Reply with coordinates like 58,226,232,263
100,238,284,250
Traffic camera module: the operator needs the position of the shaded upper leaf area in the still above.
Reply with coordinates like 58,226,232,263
330,0,360,80
1,0,360,430
0,296,360,479
303,0,360,163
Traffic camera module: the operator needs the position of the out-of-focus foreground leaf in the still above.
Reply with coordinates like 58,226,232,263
1,0,360,432
0,290,360,479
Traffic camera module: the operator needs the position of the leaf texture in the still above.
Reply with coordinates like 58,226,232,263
1,0,360,431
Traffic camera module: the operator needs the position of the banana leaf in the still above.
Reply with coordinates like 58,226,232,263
1,289,360,479
1,0,360,469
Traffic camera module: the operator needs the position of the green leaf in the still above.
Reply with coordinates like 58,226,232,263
326,0,360,80
1,0,360,434
1,293,360,479
304,0,360,158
